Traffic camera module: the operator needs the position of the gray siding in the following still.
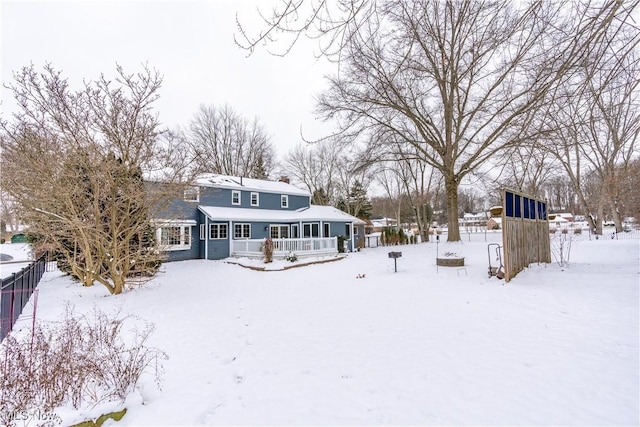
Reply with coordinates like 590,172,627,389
150,181,363,261
206,220,231,259
201,187,309,210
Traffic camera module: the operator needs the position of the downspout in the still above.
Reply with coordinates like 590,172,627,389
229,221,233,257
205,216,209,260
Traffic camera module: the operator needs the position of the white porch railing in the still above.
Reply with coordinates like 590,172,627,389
231,237,338,259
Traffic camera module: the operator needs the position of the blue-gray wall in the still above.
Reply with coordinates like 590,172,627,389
200,187,309,210
149,182,366,261
164,226,200,262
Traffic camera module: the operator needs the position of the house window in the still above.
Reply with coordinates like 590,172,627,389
209,223,228,239
270,225,289,239
324,223,330,237
158,225,191,250
184,187,199,202
251,192,259,206
232,190,241,206
199,224,205,240
234,223,251,239
281,195,288,208
303,223,320,238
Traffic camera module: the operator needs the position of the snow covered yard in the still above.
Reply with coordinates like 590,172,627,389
9,234,640,426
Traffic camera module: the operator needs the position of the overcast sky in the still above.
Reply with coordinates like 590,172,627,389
1,1,338,157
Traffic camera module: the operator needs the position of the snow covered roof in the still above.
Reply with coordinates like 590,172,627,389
193,174,311,197
198,205,366,224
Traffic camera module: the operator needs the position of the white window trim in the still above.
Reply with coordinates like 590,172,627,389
157,224,192,251
209,223,228,240
232,190,241,206
184,186,200,202
303,222,320,238
281,195,289,208
234,223,251,239
270,224,290,239
251,192,259,207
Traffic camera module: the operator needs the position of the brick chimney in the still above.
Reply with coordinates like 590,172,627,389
279,176,290,184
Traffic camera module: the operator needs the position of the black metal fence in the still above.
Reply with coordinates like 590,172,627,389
0,253,48,341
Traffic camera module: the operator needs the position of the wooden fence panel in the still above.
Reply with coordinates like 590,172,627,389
502,189,551,282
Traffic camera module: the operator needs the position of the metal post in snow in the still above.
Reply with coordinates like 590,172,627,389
436,234,439,274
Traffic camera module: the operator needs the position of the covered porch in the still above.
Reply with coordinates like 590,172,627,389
231,237,338,259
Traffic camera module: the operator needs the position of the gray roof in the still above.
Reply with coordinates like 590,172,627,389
198,205,366,224
194,174,311,197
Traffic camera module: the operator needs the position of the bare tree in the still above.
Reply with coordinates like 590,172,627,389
0,64,182,295
186,104,276,179
235,0,378,58
237,0,630,241
536,7,639,234
0,190,20,237
375,154,439,241
282,140,345,204
618,158,640,222
494,145,558,199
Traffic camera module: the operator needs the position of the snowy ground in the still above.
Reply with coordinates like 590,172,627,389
0,243,34,277
5,233,640,426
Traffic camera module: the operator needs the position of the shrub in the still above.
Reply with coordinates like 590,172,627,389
574,227,582,234
261,237,274,263
285,252,298,262
337,235,346,253
0,305,166,427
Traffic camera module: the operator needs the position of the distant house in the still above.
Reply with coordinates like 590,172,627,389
486,217,502,230
153,174,365,261
368,217,398,233
460,212,489,229
549,212,574,222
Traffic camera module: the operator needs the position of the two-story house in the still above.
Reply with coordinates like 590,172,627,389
153,174,366,261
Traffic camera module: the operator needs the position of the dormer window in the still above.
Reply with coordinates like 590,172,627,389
232,190,241,205
184,186,199,202
281,195,289,208
251,192,259,207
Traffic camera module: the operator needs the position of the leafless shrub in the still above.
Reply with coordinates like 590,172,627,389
0,305,167,426
550,232,573,268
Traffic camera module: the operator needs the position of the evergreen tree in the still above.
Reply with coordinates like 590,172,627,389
337,181,372,219
312,188,330,205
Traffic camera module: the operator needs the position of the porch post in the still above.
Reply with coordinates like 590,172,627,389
205,216,209,260
350,222,355,252
229,221,233,257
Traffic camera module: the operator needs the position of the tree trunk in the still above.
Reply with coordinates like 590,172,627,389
445,175,460,241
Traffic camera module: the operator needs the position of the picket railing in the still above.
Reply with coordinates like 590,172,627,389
231,237,338,258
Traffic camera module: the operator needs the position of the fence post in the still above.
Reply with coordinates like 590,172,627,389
0,274,16,341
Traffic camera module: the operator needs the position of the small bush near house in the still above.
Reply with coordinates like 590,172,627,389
337,235,346,253
0,305,167,427
262,237,274,263
574,227,582,234
285,252,298,262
